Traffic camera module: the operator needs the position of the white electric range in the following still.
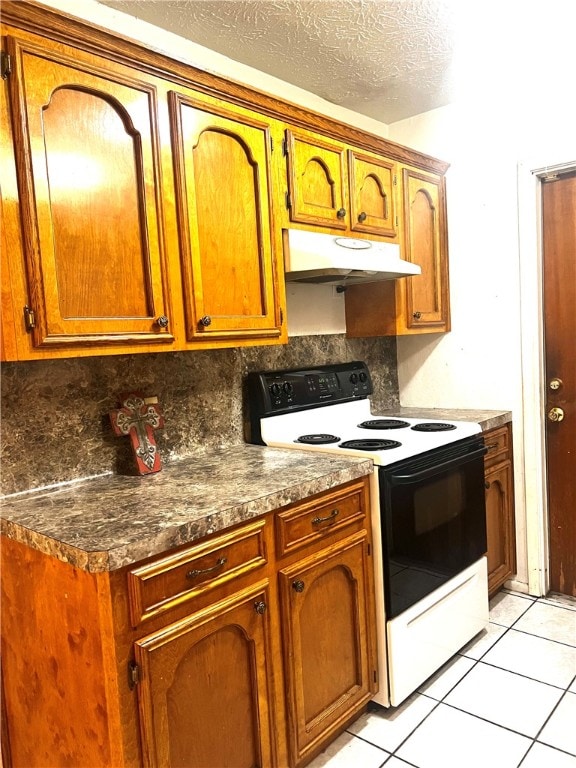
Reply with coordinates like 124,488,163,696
247,361,489,707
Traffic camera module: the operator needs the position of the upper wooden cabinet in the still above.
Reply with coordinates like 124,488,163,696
3,35,174,350
401,168,450,331
169,93,283,343
348,150,397,238
344,167,450,337
284,129,398,239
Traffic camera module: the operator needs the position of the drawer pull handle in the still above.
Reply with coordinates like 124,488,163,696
292,580,305,593
186,556,227,580
311,508,339,525
254,600,267,615
485,442,498,450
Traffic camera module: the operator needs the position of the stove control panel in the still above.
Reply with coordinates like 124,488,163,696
247,361,373,425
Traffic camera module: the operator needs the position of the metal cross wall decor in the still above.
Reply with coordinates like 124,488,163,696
109,392,165,475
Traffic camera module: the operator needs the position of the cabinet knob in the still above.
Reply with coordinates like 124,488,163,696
292,580,305,593
413,311,422,320
485,481,491,489
358,211,367,223
156,315,169,329
254,600,267,615
336,208,346,219
198,315,212,328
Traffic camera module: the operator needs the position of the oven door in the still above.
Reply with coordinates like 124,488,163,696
379,435,487,619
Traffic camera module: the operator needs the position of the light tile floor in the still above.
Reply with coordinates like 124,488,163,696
307,590,576,768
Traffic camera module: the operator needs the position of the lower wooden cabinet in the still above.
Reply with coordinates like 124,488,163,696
1,476,377,768
484,424,517,595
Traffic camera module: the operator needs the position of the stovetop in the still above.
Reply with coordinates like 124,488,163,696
247,362,481,467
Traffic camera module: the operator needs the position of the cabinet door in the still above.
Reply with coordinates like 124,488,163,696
5,36,173,349
402,168,450,331
134,583,275,768
285,129,348,230
278,533,376,767
348,150,397,238
170,93,283,343
485,458,516,595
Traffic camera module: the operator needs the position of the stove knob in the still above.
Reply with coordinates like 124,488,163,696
282,382,293,395
350,373,358,384
359,371,367,383
270,383,281,397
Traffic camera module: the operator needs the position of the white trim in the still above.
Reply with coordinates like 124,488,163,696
517,155,576,596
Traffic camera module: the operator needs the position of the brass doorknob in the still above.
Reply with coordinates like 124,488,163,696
548,407,565,422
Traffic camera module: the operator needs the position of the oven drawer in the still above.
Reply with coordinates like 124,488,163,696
128,518,268,626
275,478,369,558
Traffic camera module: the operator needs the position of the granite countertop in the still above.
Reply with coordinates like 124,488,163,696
0,445,372,574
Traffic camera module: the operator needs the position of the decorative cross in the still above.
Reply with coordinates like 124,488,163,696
109,392,165,475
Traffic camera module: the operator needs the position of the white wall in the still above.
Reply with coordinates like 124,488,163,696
388,24,576,591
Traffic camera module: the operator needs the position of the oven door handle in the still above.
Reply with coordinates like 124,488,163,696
388,445,488,485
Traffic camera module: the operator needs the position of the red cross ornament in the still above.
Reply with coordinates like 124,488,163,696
109,392,165,475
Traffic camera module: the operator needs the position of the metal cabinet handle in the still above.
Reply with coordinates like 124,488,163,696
485,481,491,489
254,600,267,615
198,315,212,328
336,208,346,219
311,508,339,525
413,311,422,320
358,211,367,223
485,442,498,451
156,315,169,328
186,556,227,579
292,580,305,593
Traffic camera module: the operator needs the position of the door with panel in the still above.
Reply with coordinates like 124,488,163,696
169,92,284,344
134,583,276,768
284,129,348,230
278,533,376,768
543,170,576,596
401,167,450,332
348,150,398,238
3,35,173,349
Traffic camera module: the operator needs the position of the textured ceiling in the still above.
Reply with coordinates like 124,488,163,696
97,0,458,123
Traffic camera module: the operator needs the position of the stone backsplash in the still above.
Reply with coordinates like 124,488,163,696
0,335,398,495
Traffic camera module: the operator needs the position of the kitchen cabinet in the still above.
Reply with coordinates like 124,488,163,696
484,424,517,595
170,92,283,343
344,167,450,337
2,34,174,351
1,476,376,768
284,129,398,239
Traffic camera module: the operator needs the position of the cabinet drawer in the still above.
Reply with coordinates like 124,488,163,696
128,518,268,626
275,479,368,558
484,425,511,465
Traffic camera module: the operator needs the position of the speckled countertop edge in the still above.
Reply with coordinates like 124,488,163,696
1,445,373,573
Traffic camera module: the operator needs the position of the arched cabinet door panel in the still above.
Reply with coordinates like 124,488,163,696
278,533,375,767
348,150,397,238
134,583,275,768
5,36,173,348
285,129,348,230
402,168,450,331
170,92,283,342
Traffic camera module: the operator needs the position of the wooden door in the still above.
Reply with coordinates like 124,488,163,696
348,150,397,237
134,583,275,768
543,171,576,596
170,93,283,343
402,168,450,331
278,533,376,767
4,36,173,349
285,129,348,230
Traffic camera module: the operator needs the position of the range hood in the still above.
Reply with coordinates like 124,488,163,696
283,228,421,286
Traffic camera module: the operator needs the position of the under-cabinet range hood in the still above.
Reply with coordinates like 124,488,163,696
283,228,421,286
